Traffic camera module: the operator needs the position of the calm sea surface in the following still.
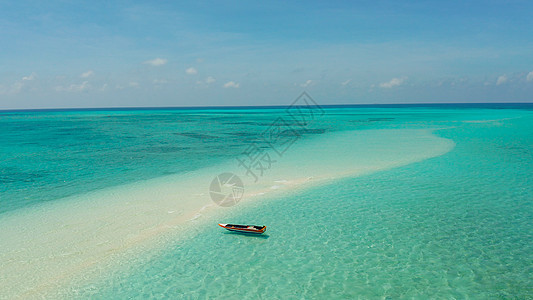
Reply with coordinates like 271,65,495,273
1,104,532,298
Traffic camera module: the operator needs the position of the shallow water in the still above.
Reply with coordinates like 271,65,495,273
1,105,532,298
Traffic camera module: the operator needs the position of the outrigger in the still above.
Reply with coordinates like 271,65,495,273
218,223,267,234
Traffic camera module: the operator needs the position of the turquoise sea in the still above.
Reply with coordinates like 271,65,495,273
0,104,532,298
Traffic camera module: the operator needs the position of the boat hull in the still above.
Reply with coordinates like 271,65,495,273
218,223,266,234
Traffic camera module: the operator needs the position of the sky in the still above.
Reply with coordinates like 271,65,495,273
1,0,533,109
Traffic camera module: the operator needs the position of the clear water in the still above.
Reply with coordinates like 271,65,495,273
0,108,330,214
1,105,532,298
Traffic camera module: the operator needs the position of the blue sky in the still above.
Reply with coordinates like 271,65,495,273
1,0,532,108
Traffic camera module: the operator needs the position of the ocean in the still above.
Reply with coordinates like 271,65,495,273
0,104,532,298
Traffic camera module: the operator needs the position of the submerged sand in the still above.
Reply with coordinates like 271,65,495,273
0,129,454,298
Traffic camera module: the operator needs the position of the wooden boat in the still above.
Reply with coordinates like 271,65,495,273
218,223,267,234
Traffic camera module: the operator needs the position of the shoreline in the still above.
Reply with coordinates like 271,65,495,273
0,128,455,298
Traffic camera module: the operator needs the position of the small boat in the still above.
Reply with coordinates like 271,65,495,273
218,223,267,234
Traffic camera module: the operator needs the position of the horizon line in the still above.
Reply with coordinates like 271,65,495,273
1,102,532,112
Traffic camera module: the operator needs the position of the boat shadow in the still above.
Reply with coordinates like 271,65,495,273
223,231,270,239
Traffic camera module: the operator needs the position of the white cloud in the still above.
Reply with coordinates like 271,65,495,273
55,81,90,92
527,71,533,82
186,67,198,75
196,76,216,87
205,76,216,84
153,79,168,84
341,79,351,86
379,77,406,88
2,74,37,95
80,70,94,78
22,73,36,81
99,83,108,92
0,81,26,95
129,82,139,88
144,58,167,66
11,82,24,94
300,80,313,87
496,75,507,85
223,81,240,88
